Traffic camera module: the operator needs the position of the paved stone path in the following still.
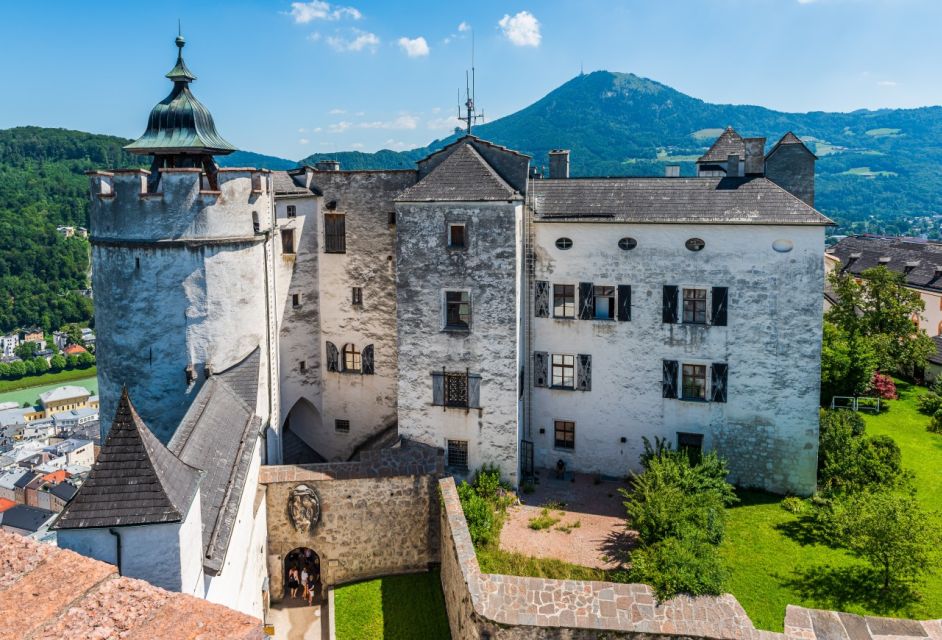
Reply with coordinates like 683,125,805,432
269,597,323,640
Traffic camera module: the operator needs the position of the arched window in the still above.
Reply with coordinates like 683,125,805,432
342,344,361,372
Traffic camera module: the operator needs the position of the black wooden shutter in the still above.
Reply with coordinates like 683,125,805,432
711,287,728,326
534,280,550,318
662,359,678,399
711,363,728,403
578,282,595,320
469,375,481,408
617,285,631,321
326,341,339,372
662,286,678,323
362,344,374,375
533,352,548,387
432,372,444,406
577,354,592,391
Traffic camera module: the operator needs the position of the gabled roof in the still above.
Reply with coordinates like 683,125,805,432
828,235,942,293
39,385,90,404
396,142,520,203
272,170,318,196
1,504,55,532
53,389,201,529
767,131,817,160
697,127,745,163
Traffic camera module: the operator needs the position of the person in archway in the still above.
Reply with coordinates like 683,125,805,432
300,565,309,601
287,565,300,599
306,570,317,606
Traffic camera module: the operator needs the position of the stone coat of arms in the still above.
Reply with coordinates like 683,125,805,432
287,484,320,533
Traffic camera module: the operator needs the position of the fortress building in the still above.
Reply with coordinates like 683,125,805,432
55,36,830,617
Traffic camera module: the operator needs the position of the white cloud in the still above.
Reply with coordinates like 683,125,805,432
796,0,818,3
458,21,471,32
308,32,322,42
351,142,365,149
398,36,430,57
877,80,897,87
299,138,310,145
289,1,361,23
298,127,307,133
498,11,541,47
329,108,346,115
328,121,352,133
426,115,461,131
355,111,365,116
384,139,414,150
357,115,419,130
326,29,379,52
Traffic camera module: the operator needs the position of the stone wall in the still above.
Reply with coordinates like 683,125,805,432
261,442,443,601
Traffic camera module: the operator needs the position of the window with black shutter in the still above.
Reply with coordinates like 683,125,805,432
342,344,361,372
711,287,728,326
533,352,548,387
594,286,615,320
617,285,631,321
551,354,575,389
677,432,703,463
534,281,550,318
286,205,297,219
662,359,678,398
326,342,339,372
362,344,375,375
324,213,346,253
554,285,575,319
576,354,591,391
662,286,678,323
711,363,728,402
683,289,708,324
682,364,707,400
578,282,594,320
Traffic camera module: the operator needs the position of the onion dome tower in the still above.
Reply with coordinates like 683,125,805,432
125,32,236,191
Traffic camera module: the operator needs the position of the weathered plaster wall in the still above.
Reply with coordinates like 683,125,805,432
261,442,442,601
530,223,824,495
89,169,276,442
396,201,522,484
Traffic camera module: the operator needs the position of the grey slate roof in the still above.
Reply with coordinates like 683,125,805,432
49,482,78,502
1,504,55,533
396,143,521,203
767,131,817,160
530,176,832,225
169,347,263,574
930,336,942,366
828,235,942,293
697,127,745,163
53,389,202,530
272,171,316,196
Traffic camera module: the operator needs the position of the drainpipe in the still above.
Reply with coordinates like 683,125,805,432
108,528,122,575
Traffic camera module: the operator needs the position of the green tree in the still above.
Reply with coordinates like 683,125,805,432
821,321,877,401
14,341,39,359
0,363,8,379
65,354,79,370
76,351,95,369
8,360,26,379
31,357,49,375
62,324,84,347
833,490,939,591
49,354,66,372
818,409,903,495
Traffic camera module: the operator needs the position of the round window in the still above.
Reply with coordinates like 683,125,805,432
555,237,573,250
772,239,794,253
685,238,705,252
618,237,638,251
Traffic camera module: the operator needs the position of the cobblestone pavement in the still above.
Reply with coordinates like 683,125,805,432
499,470,634,569
268,597,323,640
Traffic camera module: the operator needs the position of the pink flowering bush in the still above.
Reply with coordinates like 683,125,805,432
869,372,898,400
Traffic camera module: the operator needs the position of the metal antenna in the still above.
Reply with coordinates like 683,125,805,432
457,29,484,135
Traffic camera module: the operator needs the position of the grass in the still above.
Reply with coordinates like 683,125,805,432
527,508,562,530
477,546,610,582
865,127,902,137
839,166,898,178
333,570,450,640
0,369,97,405
722,380,942,631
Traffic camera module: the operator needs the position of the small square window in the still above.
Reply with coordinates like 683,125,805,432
335,419,350,433
554,420,575,450
553,285,575,319
352,287,363,306
683,289,707,324
448,224,466,249
286,205,297,219
292,293,301,308
682,364,707,400
447,439,469,469
551,354,574,389
281,229,295,255
445,291,471,331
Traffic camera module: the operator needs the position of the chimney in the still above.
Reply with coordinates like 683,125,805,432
726,154,740,178
743,138,766,175
664,165,680,178
315,160,340,172
548,149,570,179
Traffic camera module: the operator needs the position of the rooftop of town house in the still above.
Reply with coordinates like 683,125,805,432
828,235,942,293
38,385,91,405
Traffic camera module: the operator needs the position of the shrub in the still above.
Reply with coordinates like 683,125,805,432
917,392,942,416
781,496,806,514
627,534,726,600
928,410,942,434
869,372,898,400
457,480,494,547
818,409,902,494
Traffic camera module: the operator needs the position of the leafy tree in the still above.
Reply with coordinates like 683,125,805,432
76,351,95,368
7,360,26,379
625,534,727,600
31,357,49,374
821,322,877,402
65,354,79,370
49,354,66,372
832,490,939,591
62,324,85,347
0,363,8,378
14,341,39,359
818,409,903,495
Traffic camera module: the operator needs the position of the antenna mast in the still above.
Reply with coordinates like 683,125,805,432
457,30,484,135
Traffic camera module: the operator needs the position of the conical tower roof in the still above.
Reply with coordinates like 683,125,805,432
124,33,236,156
53,388,201,529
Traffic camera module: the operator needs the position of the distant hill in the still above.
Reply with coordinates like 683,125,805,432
221,150,297,171
300,71,942,234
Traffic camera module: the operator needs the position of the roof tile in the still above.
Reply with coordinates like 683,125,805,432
397,142,519,202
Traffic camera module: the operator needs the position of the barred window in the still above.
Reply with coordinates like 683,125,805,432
352,287,363,306
682,364,707,401
551,354,575,389
554,420,575,450
553,285,575,319
447,440,469,469
324,213,346,253
335,419,350,433
292,293,301,308
444,371,469,408
683,288,707,324
286,205,297,219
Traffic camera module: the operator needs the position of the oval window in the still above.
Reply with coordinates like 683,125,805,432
685,238,705,252
618,237,637,251
772,239,794,253
555,237,573,250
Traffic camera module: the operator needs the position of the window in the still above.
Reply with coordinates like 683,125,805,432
677,432,703,463
448,224,466,249
388,211,397,225
683,288,707,324
553,285,575,319
685,238,705,252
554,420,575,450
324,213,346,253
444,291,471,331
555,237,573,250
281,229,295,254
618,237,637,250
292,293,301,308
286,205,297,219
447,440,469,469
352,287,363,306
252,212,260,233
299,361,306,373
682,364,707,401
594,286,615,320
342,344,361,372
443,371,469,407
551,354,575,389
335,419,350,433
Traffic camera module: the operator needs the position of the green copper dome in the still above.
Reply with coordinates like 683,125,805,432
125,34,236,156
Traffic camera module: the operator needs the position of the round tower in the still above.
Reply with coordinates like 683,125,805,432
89,35,278,445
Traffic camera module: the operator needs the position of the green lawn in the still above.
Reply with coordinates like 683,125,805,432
478,545,610,582
722,381,942,631
0,370,97,406
334,571,450,640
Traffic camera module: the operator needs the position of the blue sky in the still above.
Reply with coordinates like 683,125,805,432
2,0,939,159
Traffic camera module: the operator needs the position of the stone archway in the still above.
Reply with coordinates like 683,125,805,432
282,398,325,464
283,547,321,603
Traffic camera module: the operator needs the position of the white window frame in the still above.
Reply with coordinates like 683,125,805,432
552,418,576,451
678,285,712,326
679,359,712,402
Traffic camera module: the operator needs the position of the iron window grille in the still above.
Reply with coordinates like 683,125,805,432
443,368,470,408
618,237,637,250
682,364,707,401
324,213,346,253
554,420,575,450
335,419,350,433
553,284,575,319
447,440,469,470
683,288,707,324
551,354,575,389
445,291,471,331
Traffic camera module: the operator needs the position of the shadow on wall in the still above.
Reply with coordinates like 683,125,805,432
283,398,326,464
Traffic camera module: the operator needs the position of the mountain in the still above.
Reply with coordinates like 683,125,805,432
300,71,942,234
221,150,297,171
